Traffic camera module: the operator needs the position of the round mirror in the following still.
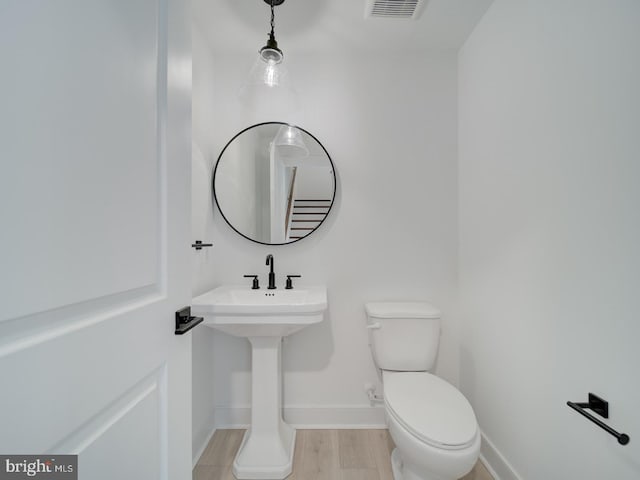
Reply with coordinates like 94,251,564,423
213,122,336,245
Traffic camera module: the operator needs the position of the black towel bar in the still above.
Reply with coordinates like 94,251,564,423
567,393,630,445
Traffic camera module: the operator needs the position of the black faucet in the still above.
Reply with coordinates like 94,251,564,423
266,254,276,289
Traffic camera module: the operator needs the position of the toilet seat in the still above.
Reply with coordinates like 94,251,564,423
383,371,478,450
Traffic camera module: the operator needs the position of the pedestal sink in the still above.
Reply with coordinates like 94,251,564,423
191,285,327,480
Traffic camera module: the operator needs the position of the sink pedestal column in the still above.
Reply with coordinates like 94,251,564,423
233,336,295,480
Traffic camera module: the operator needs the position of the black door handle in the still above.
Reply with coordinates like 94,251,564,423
192,240,213,250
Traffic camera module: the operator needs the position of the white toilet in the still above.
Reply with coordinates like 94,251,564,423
365,302,480,480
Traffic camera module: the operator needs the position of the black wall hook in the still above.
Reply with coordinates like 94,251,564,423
567,393,630,445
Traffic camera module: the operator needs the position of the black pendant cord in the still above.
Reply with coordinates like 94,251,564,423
270,0,276,39
261,0,284,56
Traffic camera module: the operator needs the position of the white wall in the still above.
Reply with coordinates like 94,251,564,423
203,51,459,426
191,23,217,463
459,1,640,479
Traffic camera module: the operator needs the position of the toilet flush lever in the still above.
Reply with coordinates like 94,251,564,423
366,323,381,330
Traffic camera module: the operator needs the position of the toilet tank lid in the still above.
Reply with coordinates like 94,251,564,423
365,302,441,319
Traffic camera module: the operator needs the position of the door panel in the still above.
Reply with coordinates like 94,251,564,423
51,368,165,480
0,0,161,322
0,1,192,478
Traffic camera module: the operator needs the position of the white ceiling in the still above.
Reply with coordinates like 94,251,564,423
193,0,494,56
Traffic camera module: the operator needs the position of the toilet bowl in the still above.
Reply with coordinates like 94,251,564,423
365,302,480,480
383,371,480,480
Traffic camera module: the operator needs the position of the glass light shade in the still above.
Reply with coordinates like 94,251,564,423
238,53,300,120
242,54,291,89
274,125,309,158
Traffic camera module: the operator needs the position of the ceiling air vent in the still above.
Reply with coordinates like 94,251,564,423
365,0,427,19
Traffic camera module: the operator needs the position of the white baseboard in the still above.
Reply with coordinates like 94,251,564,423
192,407,217,467
192,426,216,468
214,404,386,429
480,431,522,480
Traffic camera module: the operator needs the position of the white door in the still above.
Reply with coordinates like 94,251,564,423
0,1,193,479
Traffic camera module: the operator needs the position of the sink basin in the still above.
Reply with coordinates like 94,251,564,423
190,284,328,479
191,285,327,337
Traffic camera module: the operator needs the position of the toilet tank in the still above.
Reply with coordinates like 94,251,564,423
365,302,441,371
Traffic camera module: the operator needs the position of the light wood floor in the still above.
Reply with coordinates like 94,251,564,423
194,429,493,480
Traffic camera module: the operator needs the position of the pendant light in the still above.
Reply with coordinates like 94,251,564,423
239,0,299,118
240,0,291,90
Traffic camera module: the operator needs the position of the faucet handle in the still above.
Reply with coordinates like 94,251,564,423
243,275,260,290
285,275,301,290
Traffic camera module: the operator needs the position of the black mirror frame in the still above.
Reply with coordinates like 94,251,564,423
212,122,337,246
